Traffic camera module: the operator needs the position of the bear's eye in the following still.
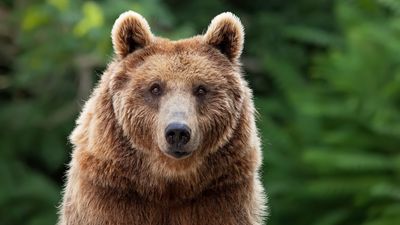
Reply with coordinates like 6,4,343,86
150,83,162,96
194,85,208,97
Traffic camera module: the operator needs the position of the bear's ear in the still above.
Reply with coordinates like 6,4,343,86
111,11,153,58
204,12,244,62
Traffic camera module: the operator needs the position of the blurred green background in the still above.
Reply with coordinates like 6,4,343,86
1,0,400,224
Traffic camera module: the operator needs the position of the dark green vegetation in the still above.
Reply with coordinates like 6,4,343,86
1,0,399,224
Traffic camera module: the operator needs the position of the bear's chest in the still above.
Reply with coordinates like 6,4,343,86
80,188,246,225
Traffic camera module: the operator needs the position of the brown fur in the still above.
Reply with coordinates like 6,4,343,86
58,11,266,225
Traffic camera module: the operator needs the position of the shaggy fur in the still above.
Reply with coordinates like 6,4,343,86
58,11,266,225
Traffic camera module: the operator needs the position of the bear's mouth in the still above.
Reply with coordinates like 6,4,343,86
166,150,192,159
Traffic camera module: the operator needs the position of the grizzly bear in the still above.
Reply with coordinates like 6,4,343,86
58,11,266,225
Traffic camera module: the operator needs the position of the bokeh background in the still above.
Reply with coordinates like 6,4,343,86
1,0,400,224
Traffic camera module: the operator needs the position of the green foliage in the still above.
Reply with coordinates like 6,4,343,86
252,1,400,225
0,0,399,225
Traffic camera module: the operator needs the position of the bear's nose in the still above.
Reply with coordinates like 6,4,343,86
165,123,191,147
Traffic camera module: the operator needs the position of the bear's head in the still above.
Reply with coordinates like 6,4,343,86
107,11,250,175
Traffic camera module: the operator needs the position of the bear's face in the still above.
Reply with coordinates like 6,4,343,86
109,11,245,172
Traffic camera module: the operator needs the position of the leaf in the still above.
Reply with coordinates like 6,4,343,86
47,0,69,12
73,1,104,37
303,147,394,173
21,7,50,31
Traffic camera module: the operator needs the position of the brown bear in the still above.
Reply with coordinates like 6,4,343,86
58,11,266,225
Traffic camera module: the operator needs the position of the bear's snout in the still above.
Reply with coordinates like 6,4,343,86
165,123,192,159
